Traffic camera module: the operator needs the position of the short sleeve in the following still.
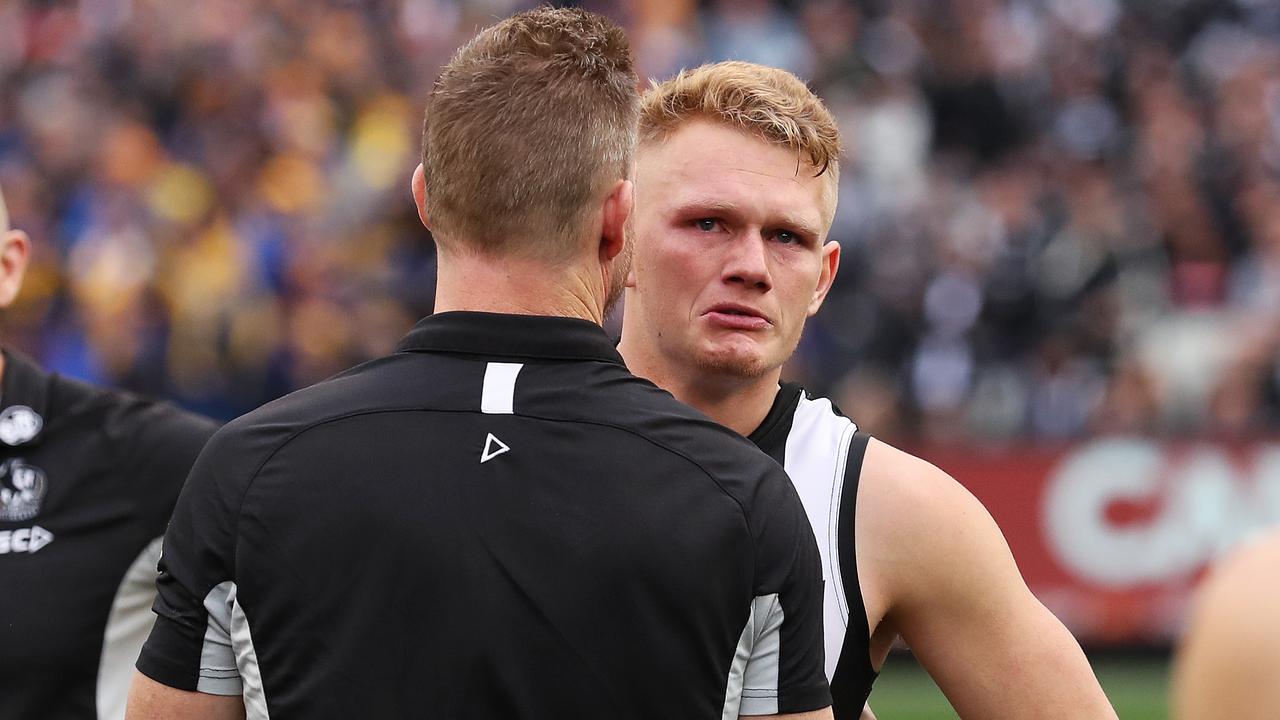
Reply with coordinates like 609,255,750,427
120,401,220,539
134,426,244,696
741,466,831,715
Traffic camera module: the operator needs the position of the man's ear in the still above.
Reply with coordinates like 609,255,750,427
807,239,841,317
411,164,431,230
599,178,632,263
0,230,31,309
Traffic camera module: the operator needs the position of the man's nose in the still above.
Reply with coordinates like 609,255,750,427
722,231,771,291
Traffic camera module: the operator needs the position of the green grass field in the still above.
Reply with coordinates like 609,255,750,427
868,652,1170,719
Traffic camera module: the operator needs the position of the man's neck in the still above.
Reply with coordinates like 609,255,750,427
618,335,780,437
434,250,606,325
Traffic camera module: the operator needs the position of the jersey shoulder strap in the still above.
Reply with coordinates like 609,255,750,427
832,431,876,715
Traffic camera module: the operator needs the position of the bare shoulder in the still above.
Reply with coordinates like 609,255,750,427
1203,531,1280,604
856,440,1115,719
1173,530,1280,719
1183,530,1280,647
857,439,1013,588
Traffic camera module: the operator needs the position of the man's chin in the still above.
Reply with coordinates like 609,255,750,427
692,348,774,379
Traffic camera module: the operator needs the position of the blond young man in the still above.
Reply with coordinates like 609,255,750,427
1173,529,1280,719
127,13,832,720
617,61,1118,719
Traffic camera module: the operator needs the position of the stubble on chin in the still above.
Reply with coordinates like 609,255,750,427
692,346,773,379
690,326,806,380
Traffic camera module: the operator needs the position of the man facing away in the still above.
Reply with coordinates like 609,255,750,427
0,183,219,720
127,11,831,720
617,61,1118,719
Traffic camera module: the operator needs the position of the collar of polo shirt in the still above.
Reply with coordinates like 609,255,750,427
396,311,625,365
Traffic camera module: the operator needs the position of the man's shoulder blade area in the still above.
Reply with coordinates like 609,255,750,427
578,369,796,508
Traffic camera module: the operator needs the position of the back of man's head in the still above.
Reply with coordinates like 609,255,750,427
421,7,638,262
639,61,841,223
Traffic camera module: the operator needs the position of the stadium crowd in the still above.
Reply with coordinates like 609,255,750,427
0,0,1277,441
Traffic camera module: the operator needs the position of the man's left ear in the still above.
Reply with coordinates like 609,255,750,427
0,230,31,309
411,164,432,230
599,179,632,263
808,240,840,317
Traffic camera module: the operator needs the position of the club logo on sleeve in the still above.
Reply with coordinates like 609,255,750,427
0,405,42,446
0,458,48,522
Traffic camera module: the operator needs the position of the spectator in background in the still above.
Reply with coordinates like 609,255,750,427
0,0,1277,440
0,180,219,720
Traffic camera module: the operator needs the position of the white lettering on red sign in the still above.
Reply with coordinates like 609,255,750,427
1044,440,1280,588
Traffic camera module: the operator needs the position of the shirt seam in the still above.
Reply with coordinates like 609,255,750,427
228,406,761,569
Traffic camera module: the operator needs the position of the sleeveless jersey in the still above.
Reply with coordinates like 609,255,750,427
747,382,877,717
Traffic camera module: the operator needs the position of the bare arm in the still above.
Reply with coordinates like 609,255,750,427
1172,531,1280,720
126,673,245,720
858,440,1115,720
742,710,832,719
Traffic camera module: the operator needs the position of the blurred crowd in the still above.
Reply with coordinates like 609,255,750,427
1,0,1278,440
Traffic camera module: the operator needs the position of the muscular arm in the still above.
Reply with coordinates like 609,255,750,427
126,673,244,720
1172,531,1280,720
858,440,1115,719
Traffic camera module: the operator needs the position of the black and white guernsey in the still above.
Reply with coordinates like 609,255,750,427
748,381,878,717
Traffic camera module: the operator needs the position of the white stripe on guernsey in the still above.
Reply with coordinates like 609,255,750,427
784,393,857,681
97,537,164,720
721,594,782,718
198,581,242,695
230,585,270,719
481,362,523,414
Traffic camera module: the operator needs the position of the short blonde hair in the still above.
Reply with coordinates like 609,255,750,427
640,61,841,216
421,7,638,261
0,182,8,233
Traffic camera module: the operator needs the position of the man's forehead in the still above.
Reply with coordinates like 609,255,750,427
640,149,828,229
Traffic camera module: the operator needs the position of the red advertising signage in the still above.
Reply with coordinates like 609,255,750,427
916,439,1280,645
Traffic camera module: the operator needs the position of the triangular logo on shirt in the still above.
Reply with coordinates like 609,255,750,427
480,433,510,464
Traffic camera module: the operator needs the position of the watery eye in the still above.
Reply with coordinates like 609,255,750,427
777,231,799,244
695,218,719,232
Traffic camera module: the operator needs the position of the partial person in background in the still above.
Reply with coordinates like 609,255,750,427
0,181,219,720
1173,530,1280,719
126,10,831,720
617,61,1118,719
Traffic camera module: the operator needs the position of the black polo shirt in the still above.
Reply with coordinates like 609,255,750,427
0,350,219,719
137,311,830,718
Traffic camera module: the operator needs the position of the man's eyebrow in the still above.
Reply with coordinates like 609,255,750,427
668,198,742,217
774,214,822,238
668,198,822,237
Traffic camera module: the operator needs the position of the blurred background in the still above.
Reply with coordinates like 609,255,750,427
3,0,1279,716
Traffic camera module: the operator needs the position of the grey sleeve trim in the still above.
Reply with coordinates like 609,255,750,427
738,593,783,715
722,594,783,718
197,581,243,696
231,586,271,719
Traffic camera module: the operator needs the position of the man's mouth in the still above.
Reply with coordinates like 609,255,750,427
703,304,771,330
